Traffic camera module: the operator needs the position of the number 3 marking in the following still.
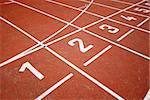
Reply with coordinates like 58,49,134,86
99,24,119,34
68,38,94,53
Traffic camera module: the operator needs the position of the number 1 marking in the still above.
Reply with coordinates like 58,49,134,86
68,38,94,53
19,62,44,80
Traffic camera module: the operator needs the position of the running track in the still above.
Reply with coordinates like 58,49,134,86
0,0,150,100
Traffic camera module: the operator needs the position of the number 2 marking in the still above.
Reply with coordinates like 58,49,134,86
99,24,119,34
68,38,94,53
121,15,137,21
19,62,44,80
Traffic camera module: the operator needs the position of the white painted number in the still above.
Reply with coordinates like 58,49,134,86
68,38,93,53
99,24,119,34
19,62,44,80
134,7,150,13
121,15,137,21
145,3,150,6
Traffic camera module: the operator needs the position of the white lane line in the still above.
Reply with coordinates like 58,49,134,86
83,45,112,66
50,0,149,33
43,0,93,43
78,4,88,9
1,0,148,68
35,73,74,100
84,29,150,60
112,0,150,9
116,29,135,42
83,29,134,66
0,1,13,5
12,0,78,29
0,16,124,99
45,18,105,46
0,45,43,67
45,29,82,46
83,1,149,66
0,17,43,46
1,11,149,69
117,17,150,42
79,0,120,10
137,17,149,27
108,18,150,33
0,18,102,67
0,9,146,100
45,47,124,100
80,0,150,18
144,89,150,100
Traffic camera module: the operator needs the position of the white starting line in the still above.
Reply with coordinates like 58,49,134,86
35,73,74,100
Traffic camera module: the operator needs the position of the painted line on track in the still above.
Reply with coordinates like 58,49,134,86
1,0,149,68
0,17,125,100
49,0,149,34
35,73,74,100
83,15,149,66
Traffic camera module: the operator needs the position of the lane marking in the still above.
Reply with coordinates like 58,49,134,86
0,0,93,67
0,1,13,5
79,0,121,10
49,0,149,33
1,2,147,98
108,18,150,34
45,47,124,100
84,29,150,60
83,17,150,66
78,4,88,9
111,0,150,9
43,0,93,43
116,29,135,42
1,16,123,99
84,45,112,66
35,73,74,100
83,29,134,66
79,0,150,18
19,62,44,80
144,89,150,100
1,0,149,68
137,17,149,27
120,15,137,21
0,45,43,67
68,38,94,53
99,24,120,34
12,0,78,28
0,17,43,46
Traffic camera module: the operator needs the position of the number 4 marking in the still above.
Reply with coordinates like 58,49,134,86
68,38,94,53
121,15,137,21
145,3,150,6
19,62,44,80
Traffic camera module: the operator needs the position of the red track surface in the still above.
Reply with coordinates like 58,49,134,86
0,0,150,100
